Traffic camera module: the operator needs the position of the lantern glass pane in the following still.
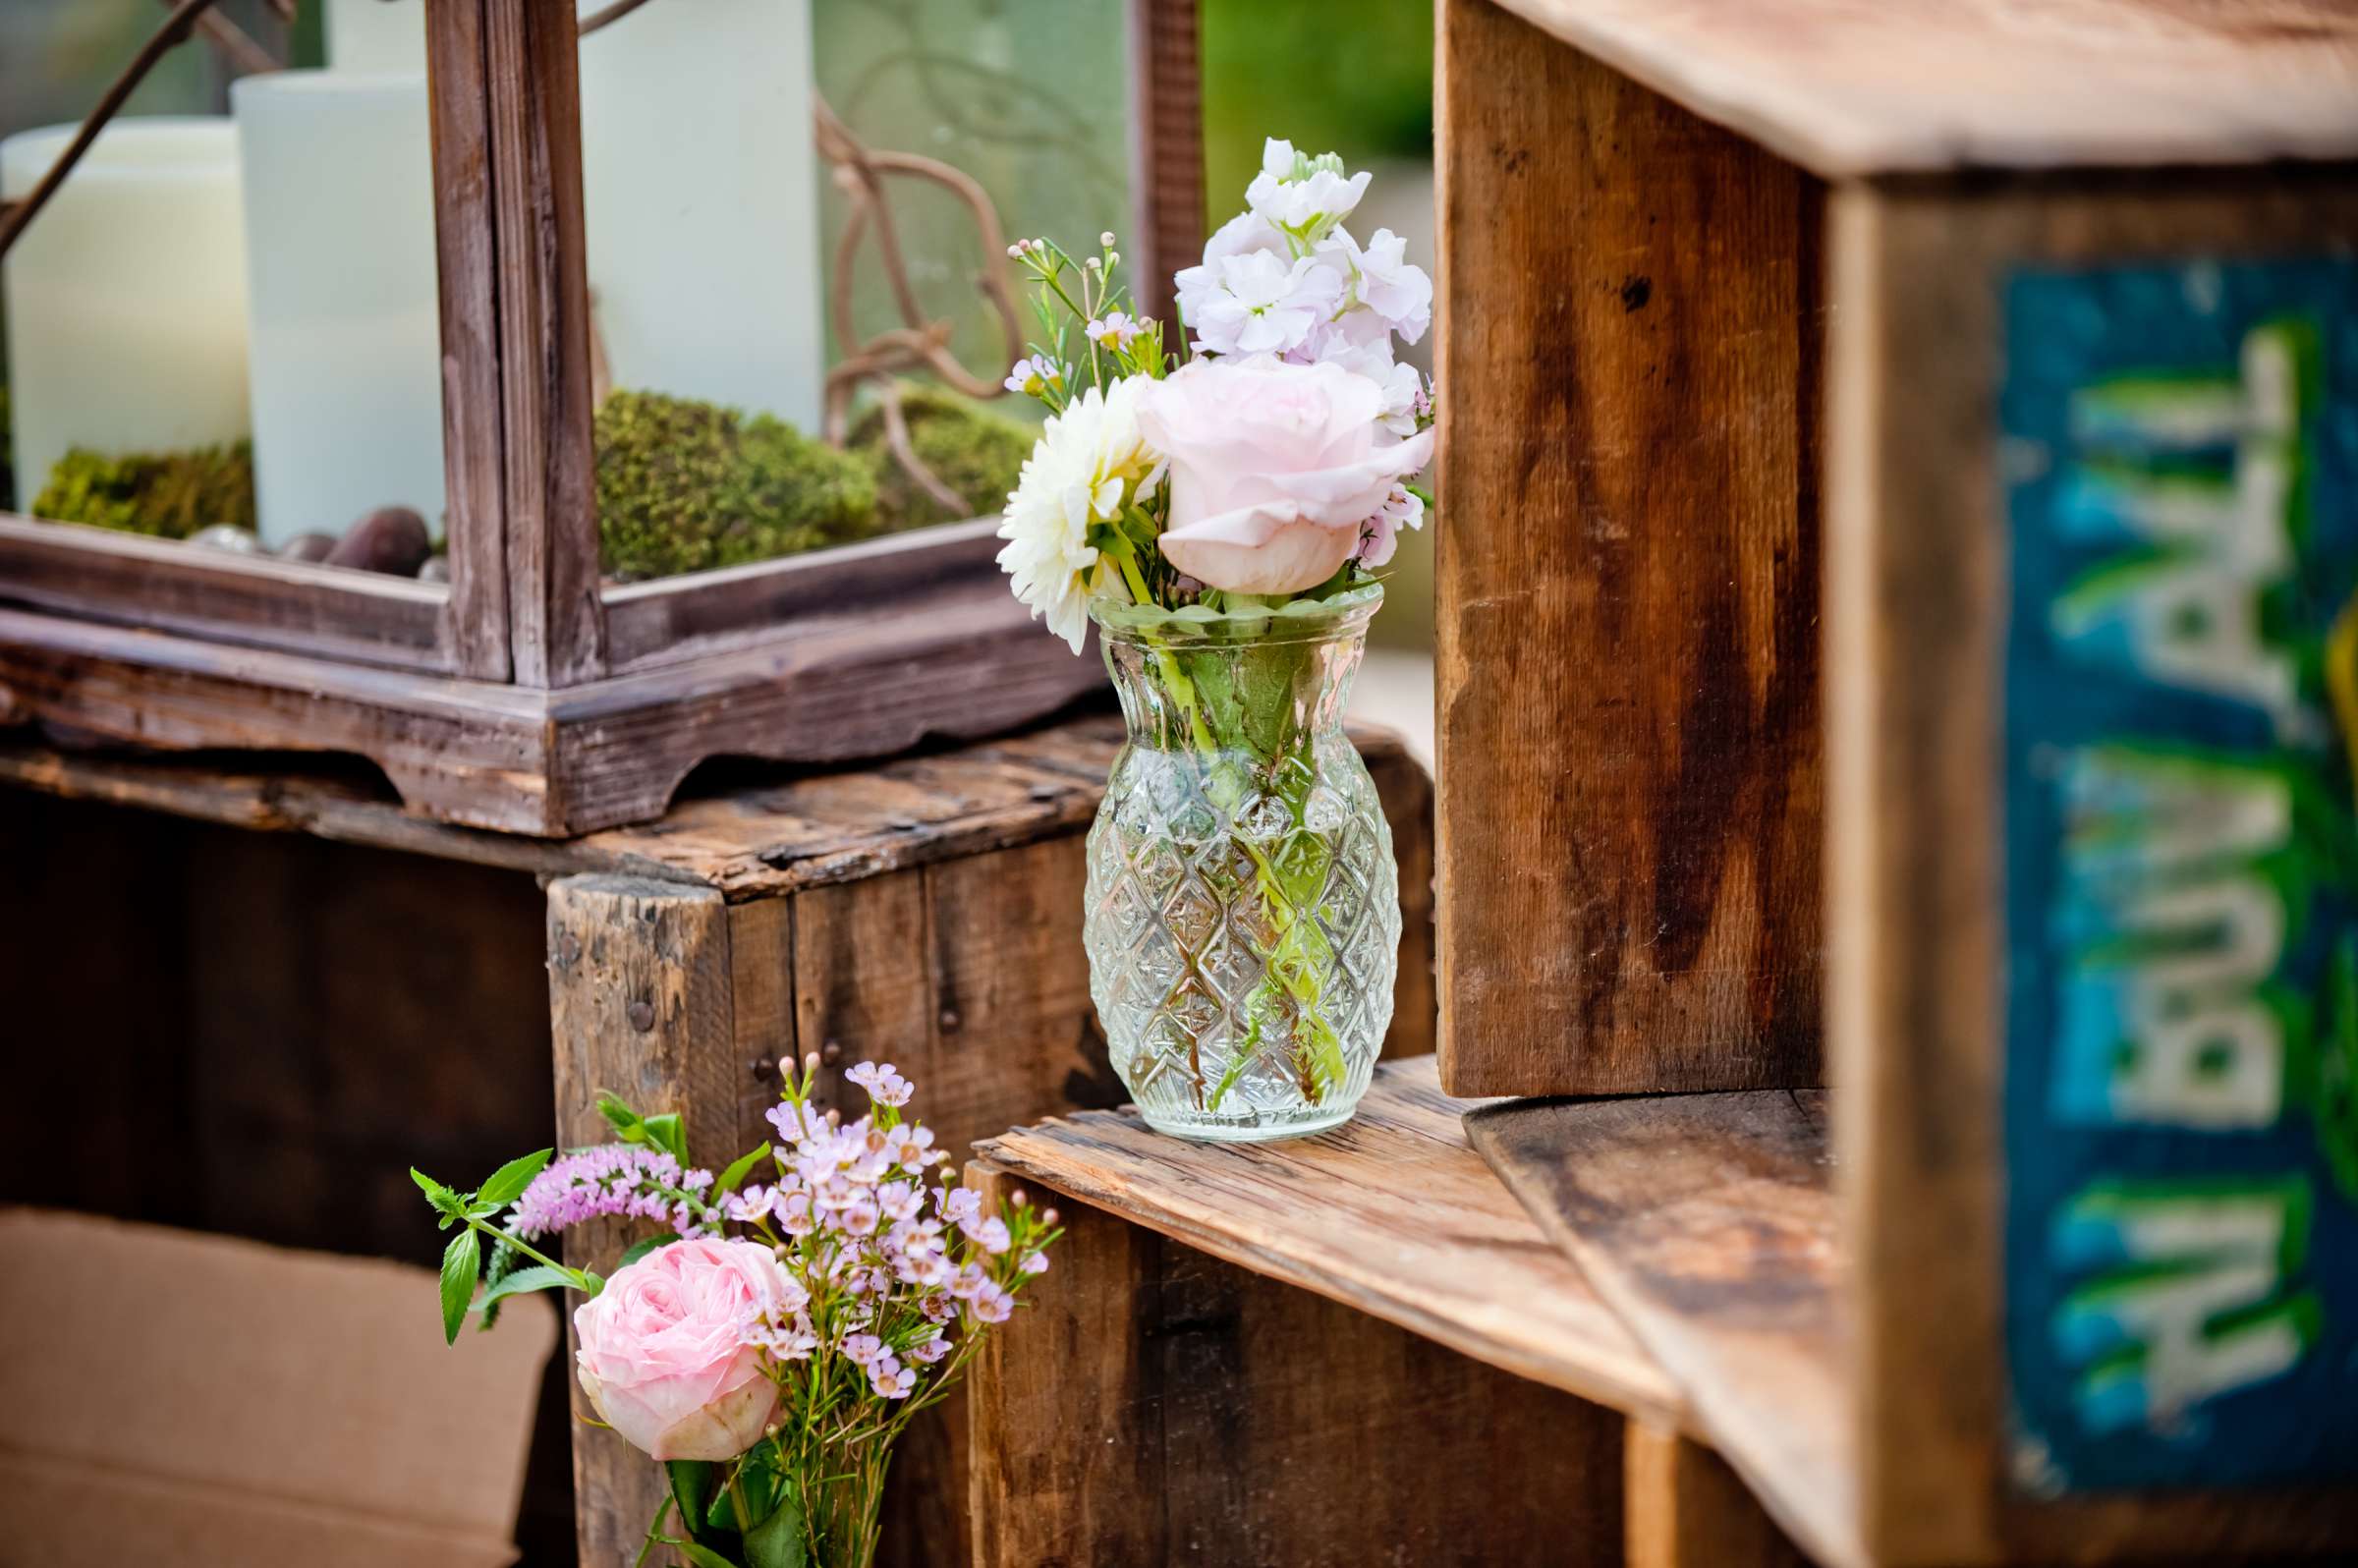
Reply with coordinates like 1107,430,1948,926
2,22,451,585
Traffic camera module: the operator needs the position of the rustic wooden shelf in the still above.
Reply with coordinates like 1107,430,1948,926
975,1054,1686,1424
0,716,1423,905
1488,0,2358,177
1468,1091,1855,1568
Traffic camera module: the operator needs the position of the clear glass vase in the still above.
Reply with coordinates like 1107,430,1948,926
1084,584,1401,1142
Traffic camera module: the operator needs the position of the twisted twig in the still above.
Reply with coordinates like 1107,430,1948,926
0,0,226,259
812,94,1024,513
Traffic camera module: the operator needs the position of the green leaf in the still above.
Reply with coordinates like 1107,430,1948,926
474,1148,553,1212
742,1484,807,1568
471,1264,573,1311
620,1233,681,1269
597,1091,646,1141
438,1228,481,1346
713,1143,770,1198
665,1461,716,1548
411,1167,464,1218
677,1544,743,1568
640,1112,690,1165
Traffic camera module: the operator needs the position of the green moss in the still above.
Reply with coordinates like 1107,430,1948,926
31,440,256,538
594,390,881,580
847,386,1034,530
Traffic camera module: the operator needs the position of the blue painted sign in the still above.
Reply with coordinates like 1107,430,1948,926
2002,255,2358,1493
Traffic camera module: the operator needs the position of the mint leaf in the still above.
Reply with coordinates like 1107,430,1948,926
472,1264,573,1311
596,1092,645,1141
412,1168,466,1221
714,1143,770,1198
438,1228,481,1345
640,1112,690,1165
474,1148,553,1212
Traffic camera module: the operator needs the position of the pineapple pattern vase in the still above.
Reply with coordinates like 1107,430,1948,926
1084,586,1400,1142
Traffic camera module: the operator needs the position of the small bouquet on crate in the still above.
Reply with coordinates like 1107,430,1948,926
412,1057,1057,1568
996,139,1433,1143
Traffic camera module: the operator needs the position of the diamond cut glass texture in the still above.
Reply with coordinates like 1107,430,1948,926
1084,589,1399,1141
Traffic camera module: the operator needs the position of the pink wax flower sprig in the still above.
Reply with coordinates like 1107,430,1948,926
413,1056,1057,1568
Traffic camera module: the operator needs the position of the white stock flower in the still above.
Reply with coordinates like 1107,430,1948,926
1317,226,1432,345
1180,249,1344,358
995,376,1162,653
1296,313,1426,438
1245,138,1371,237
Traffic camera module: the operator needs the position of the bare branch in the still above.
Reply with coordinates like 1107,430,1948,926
0,0,224,260
158,0,282,77
579,0,658,37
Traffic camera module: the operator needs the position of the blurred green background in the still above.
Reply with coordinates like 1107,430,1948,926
1201,0,1432,212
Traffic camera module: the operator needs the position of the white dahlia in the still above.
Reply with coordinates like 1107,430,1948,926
995,375,1162,653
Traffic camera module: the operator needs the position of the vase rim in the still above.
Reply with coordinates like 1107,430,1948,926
1089,581,1382,646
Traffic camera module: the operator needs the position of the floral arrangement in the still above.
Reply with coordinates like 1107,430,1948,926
413,1057,1057,1568
995,138,1434,649
996,141,1432,1138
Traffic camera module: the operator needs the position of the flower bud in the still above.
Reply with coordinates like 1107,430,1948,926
1099,230,1116,247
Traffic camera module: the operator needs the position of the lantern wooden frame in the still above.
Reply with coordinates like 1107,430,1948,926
0,0,1204,834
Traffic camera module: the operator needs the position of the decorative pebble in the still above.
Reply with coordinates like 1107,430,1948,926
324,506,430,575
189,524,262,554
277,531,336,563
417,555,450,583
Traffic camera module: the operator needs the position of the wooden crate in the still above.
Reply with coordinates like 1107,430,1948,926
966,1058,1810,1568
0,715,1436,1565
1441,3,2358,1560
0,0,1203,835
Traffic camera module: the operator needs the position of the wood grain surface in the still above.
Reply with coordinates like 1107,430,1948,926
0,714,1430,910
1490,0,2358,177
965,1157,1631,1568
1466,1089,1857,1568
545,876,739,1564
0,518,454,673
977,1056,1683,1423
482,0,606,688
424,0,514,681
1436,0,1823,1096
1624,1423,1811,1568
1825,170,2358,1567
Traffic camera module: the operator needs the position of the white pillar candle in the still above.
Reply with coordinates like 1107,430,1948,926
233,71,445,545
1,119,249,512
577,0,825,432
317,0,828,433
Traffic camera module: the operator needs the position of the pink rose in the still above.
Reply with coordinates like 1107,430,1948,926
573,1237,797,1461
1135,358,1433,594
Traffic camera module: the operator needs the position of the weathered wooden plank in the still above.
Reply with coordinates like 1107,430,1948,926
598,521,1004,672
0,517,455,672
1124,0,1204,331
1465,1090,1857,1568
483,0,604,687
977,1056,1682,1423
0,608,563,832
546,875,739,1567
1489,0,2358,178
1436,0,1823,1096
424,0,513,681
0,715,1428,910
965,1157,1631,1568
1825,171,2358,1567
1624,1423,1810,1568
